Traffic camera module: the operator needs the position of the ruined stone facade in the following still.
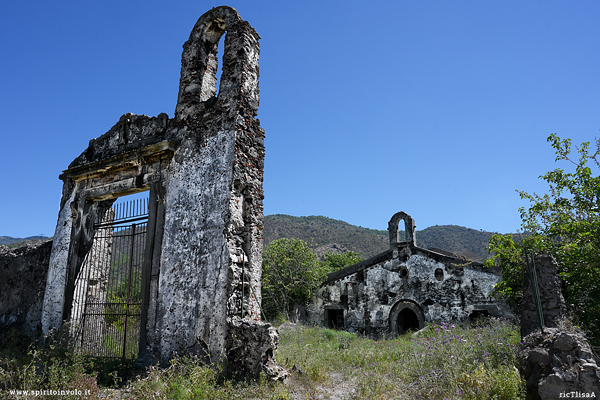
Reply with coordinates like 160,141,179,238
308,212,511,334
40,6,281,375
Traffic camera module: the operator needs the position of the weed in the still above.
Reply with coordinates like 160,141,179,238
277,317,525,399
0,318,525,399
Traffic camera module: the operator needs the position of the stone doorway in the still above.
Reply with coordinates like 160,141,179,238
389,300,425,334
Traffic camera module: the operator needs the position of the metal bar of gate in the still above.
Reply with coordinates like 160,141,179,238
79,245,94,349
70,196,149,359
122,223,136,359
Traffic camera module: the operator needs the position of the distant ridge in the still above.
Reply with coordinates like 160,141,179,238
3,216,498,262
264,214,498,262
0,236,49,247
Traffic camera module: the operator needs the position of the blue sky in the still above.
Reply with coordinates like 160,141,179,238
1,1,599,238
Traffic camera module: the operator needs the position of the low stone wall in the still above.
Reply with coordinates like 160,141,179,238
0,240,52,332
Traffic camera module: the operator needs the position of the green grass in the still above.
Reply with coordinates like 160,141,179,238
277,318,525,399
0,318,525,399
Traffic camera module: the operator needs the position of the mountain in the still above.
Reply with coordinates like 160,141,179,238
263,214,498,262
415,225,498,262
3,216,499,262
0,236,50,247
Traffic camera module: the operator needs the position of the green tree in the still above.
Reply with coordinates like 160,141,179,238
486,134,600,344
321,251,364,271
262,238,329,320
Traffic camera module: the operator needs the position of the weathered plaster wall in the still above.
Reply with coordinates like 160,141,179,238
41,190,76,333
40,6,276,376
1,241,52,332
308,212,509,334
149,6,265,362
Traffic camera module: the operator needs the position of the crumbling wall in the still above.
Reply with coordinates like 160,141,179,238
40,6,277,376
520,254,600,398
226,317,287,380
0,241,52,332
309,249,505,334
521,254,567,337
523,328,600,399
150,5,265,364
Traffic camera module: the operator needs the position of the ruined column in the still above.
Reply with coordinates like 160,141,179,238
520,254,600,399
521,254,567,337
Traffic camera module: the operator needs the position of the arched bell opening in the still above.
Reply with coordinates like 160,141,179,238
388,211,416,249
175,6,259,121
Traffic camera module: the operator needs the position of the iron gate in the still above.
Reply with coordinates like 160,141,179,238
71,196,148,359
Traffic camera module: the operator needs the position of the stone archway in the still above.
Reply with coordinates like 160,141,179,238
389,300,425,334
40,6,282,377
388,211,416,248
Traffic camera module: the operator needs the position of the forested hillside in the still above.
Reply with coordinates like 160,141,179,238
0,236,49,247
3,216,498,261
264,214,498,262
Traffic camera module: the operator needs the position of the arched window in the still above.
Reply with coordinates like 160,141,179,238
175,6,260,121
387,211,416,248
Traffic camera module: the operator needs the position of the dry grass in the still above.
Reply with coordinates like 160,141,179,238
277,318,525,399
0,318,525,399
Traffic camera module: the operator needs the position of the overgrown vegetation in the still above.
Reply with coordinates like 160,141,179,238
0,318,525,399
486,134,600,346
261,238,323,321
320,251,364,272
278,318,524,399
0,327,137,399
261,238,363,321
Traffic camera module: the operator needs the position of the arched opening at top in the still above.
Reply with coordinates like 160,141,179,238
175,6,260,122
198,18,226,103
388,212,416,248
215,34,225,98
199,21,226,103
175,7,244,120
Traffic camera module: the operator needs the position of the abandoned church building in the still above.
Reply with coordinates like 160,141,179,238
307,212,511,334
22,6,283,376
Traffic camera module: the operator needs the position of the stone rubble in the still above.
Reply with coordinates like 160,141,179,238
520,254,600,398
